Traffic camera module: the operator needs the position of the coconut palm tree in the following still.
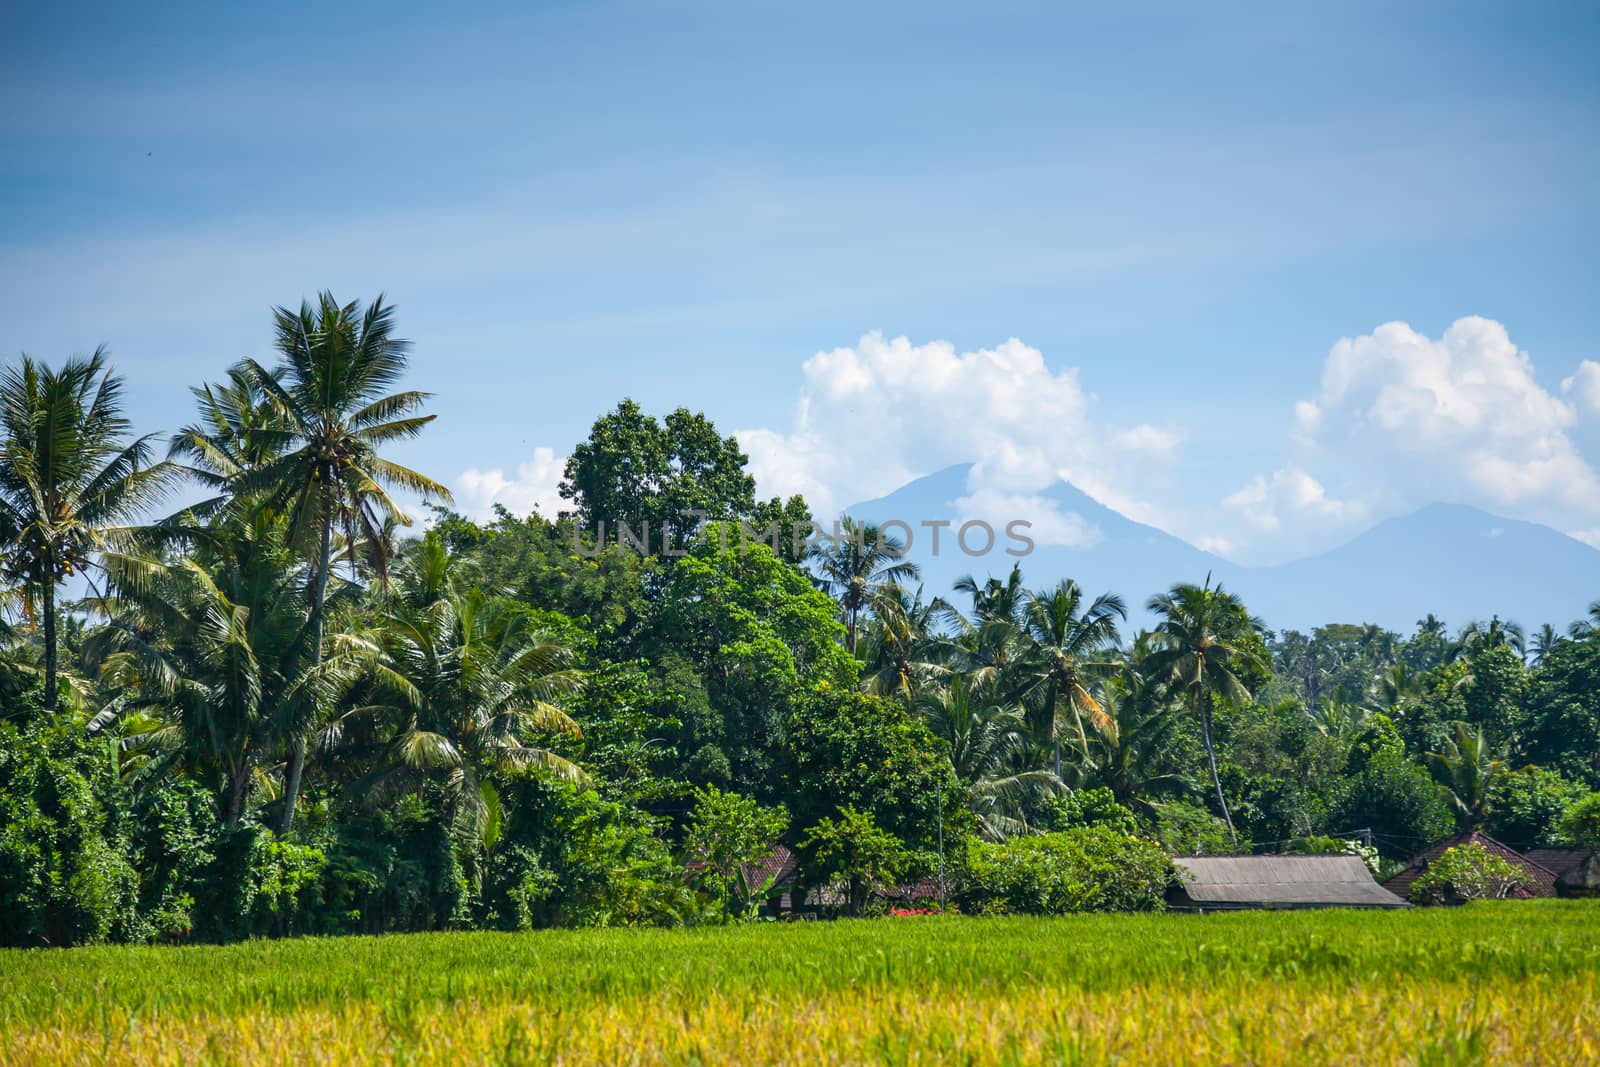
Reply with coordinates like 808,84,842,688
1425,722,1507,831
229,293,452,832
1455,616,1525,660
1567,602,1600,640
858,582,943,699
167,365,293,518
1529,623,1564,666
952,564,1029,627
360,534,585,848
0,350,174,710
913,674,1060,840
807,516,920,654
1144,576,1264,843
90,520,369,824
934,565,1035,692
1019,578,1125,777
1079,665,1193,816
1377,661,1418,711
1407,613,1452,671
1307,696,1370,742
1416,614,1447,640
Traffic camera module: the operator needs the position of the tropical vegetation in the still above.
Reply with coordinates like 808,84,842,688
6,294,1600,948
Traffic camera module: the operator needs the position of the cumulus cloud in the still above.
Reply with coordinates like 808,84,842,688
455,446,566,520
736,331,1178,520
1112,423,1186,462
952,489,1103,549
1223,317,1600,557
1193,534,1237,557
1224,466,1364,534
1563,360,1600,415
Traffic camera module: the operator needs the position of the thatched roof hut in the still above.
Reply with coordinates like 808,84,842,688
1168,854,1407,911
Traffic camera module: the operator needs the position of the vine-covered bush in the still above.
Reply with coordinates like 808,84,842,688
0,718,142,946
958,827,1174,915
479,772,692,930
1409,842,1532,904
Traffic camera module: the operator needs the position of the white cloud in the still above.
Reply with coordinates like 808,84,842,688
1193,534,1237,558
952,490,1103,549
1112,423,1186,462
736,330,1179,520
1223,318,1600,557
1563,360,1600,415
1223,466,1364,534
1568,528,1600,549
455,446,566,520
1302,317,1595,509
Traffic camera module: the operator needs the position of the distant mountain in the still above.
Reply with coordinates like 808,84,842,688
1234,503,1600,634
846,464,1234,626
843,465,1600,633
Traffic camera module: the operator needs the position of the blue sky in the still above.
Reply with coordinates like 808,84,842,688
3,1,1598,564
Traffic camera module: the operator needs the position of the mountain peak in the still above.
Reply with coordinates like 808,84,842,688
844,466,1600,632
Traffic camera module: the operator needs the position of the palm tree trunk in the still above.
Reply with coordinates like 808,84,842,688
1197,688,1236,843
279,737,307,835
847,606,858,655
41,580,57,711
1045,679,1061,778
225,765,249,826
279,509,331,835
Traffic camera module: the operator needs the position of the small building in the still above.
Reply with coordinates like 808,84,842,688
1167,854,1408,911
1524,848,1600,897
1381,831,1560,902
731,845,946,915
740,844,803,910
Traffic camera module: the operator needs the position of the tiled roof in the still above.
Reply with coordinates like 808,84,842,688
1525,848,1600,895
740,845,800,888
1380,831,1560,901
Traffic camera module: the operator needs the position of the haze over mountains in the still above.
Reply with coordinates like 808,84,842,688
846,464,1600,634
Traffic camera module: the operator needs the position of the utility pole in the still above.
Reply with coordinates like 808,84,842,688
936,775,946,912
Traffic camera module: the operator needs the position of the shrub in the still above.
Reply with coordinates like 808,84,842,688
131,778,223,942
959,827,1173,915
1042,787,1138,835
800,806,913,916
1409,842,1532,905
1287,835,1381,875
480,773,690,930
684,784,788,922
314,792,470,936
1559,793,1600,849
1149,801,1240,856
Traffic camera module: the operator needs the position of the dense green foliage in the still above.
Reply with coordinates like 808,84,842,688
5,296,1600,947
959,827,1173,914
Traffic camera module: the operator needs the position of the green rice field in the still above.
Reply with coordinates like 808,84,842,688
4,901,1599,1065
